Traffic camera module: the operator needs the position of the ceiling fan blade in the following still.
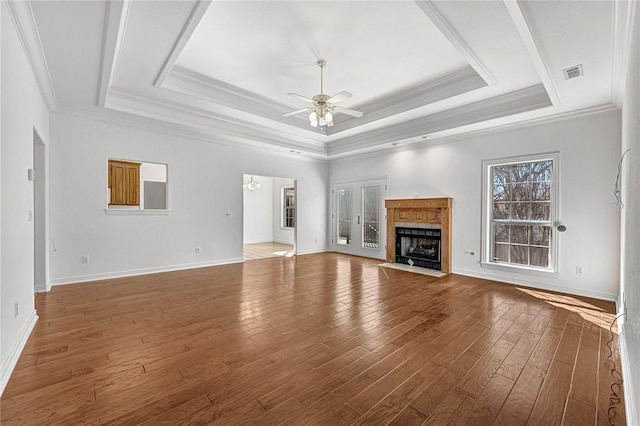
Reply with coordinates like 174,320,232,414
282,108,310,117
333,105,364,118
327,91,352,104
287,93,314,103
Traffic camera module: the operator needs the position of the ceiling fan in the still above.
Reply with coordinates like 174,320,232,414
283,59,364,128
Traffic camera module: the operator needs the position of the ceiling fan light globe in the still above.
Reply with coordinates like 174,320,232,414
309,111,317,121
310,120,318,128
325,111,333,123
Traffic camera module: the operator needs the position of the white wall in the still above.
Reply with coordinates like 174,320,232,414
243,175,274,244
1,2,50,393
49,112,328,284
272,177,295,245
620,3,640,422
330,110,622,300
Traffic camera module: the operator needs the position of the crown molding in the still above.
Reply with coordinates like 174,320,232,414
5,0,57,110
503,0,560,106
328,83,552,156
163,66,320,134
97,0,130,106
327,66,486,134
165,64,488,138
611,0,637,108
329,103,618,161
105,86,328,155
414,0,495,86
153,0,212,87
53,106,328,163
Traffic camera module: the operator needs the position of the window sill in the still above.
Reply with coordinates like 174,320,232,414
105,208,170,216
480,262,558,278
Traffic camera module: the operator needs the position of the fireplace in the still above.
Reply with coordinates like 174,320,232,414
385,198,452,275
396,227,441,270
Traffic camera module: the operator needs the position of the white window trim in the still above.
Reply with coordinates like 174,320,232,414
480,152,560,277
105,209,170,216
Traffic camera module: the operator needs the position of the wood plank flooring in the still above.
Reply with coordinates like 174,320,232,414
243,242,295,260
0,253,626,425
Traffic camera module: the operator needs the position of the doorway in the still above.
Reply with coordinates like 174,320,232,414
331,177,388,260
33,129,47,292
242,174,296,260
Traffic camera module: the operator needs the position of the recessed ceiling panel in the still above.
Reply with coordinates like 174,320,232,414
175,1,469,106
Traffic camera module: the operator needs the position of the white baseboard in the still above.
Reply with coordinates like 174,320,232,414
295,248,329,256
1,309,38,396
619,326,639,426
50,258,244,286
452,267,618,302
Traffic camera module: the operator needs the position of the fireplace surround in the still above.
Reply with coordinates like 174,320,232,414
385,198,452,274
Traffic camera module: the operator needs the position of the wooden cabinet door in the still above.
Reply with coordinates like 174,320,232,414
109,160,140,206
109,162,126,205
124,163,140,205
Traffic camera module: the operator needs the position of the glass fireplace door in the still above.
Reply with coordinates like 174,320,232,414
332,178,387,259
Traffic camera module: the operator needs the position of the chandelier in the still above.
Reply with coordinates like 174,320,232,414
243,176,261,191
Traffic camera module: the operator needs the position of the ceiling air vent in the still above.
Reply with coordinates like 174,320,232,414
563,64,584,80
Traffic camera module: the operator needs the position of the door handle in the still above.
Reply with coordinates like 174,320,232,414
357,215,361,225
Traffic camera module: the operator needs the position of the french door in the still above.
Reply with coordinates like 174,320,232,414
331,178,388,259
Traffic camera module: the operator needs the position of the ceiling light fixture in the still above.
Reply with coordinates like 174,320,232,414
283,60,364,128
243,176,261,191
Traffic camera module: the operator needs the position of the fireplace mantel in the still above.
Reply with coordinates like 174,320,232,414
385,198,452,275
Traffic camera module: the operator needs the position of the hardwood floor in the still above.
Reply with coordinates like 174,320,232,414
0,253,626,425
243,242,295,260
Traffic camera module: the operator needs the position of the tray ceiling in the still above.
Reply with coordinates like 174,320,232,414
24,0,629,158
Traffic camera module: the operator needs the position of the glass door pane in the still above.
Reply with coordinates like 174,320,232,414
362,185,380,249
337,188,352,246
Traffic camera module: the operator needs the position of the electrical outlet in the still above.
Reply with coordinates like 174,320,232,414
195,247,201,254
576,266,583,274
14,302,19,318
81,255,90,264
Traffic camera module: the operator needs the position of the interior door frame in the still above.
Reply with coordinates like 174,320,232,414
330,176,389,259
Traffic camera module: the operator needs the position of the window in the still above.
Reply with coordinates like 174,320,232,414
282,187,295,228
481,153,559,274
107,159,168,214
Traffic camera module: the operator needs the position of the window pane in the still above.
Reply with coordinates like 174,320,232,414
511,163,530,183
492,185,510,202
512,183,531,201
531,161,552,182
494,243,509,262
492,166,511,185
531,202,550,221
512,203,530,220
494,224,509,243
511,225,529,244
493,202,510,219
532,182,551,201
531,226,550,246
337,188,352,245
530,247,549,267
362,186,379,249
510,245,529,265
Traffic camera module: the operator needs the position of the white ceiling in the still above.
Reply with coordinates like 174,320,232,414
25,0,631,158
